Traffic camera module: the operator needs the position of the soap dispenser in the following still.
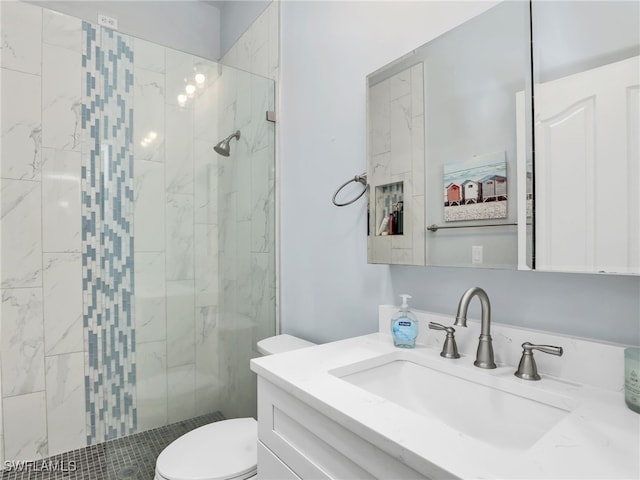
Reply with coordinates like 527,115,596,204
391,294,418,348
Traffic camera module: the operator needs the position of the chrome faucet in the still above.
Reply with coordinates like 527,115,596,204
453,287,496,369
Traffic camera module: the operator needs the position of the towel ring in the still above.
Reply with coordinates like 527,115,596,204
332,172,368,207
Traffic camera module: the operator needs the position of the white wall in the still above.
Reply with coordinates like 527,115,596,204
26,0,221,59
279,0,640,346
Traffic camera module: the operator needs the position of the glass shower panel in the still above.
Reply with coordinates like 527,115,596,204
216,66,276,419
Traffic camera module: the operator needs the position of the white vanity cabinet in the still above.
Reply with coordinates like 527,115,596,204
256,377,429,480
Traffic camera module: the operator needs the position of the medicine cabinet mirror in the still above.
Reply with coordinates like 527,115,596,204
367,0,640,275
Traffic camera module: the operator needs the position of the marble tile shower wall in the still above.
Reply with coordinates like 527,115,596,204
1,2,86,463
0,1,251,463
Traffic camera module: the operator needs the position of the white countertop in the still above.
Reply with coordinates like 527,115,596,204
251,324,640,479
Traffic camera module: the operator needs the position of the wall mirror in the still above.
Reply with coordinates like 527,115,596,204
367,0,640,275
531,1,639,274
367,0,531,268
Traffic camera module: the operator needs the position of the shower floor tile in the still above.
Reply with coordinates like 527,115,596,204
0,412,225,480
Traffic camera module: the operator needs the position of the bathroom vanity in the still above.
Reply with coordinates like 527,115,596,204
251,307,639,479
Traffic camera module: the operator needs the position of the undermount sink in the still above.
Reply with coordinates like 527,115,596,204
332,355,574,450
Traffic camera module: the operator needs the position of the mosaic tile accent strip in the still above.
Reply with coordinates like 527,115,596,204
0,412,225,480
81,21,136,445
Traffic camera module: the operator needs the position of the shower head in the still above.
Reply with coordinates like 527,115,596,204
213,130,241,157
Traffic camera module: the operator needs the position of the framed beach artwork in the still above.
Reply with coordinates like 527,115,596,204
443,152,507,222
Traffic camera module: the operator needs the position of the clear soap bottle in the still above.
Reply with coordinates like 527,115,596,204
390,294,418,348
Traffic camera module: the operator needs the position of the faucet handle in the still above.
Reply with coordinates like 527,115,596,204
514,342,563,381
428,322,460,359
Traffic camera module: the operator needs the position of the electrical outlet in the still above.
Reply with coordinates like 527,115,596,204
472,245,483,264
97,13,118,30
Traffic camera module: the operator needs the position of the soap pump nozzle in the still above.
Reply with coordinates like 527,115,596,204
399,294,412,309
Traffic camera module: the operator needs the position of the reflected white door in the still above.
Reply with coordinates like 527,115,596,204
535,56,640,273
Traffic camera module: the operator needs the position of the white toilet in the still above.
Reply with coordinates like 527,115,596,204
154,334,315,480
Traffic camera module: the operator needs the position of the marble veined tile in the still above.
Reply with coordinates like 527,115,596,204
411,63,424,118
194,76,218,143
1,179,42,288
390,93,412,176
236,155,252,222
167,364,195,423
165,194,194,280
250,252,276,348
235,221,252,315
250,43,269,82
195,224,218,307
3,391,48,461
165,103,194,194
369,152,391,187
193,59,220,92
136,341,168,432
390,67,411,101
0,1,42,75
266,2,280,79
45,352,86,456
165,48,194,107
234,69,252,133
411,114,425,196
133,38,165,73
1,68,42,180
42,149,81,253
250,148,275,253
194,139,218,225
42,9,81,52
195,306,221,416
42,44,81,151
166,280,195,368
369,79,390,156
43,253,83,356
134,252,166,343
1,288,45,397
134,160,165,252
134,68,165,163
249,75,275,154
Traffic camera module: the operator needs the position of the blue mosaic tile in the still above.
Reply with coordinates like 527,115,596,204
82,25,137,444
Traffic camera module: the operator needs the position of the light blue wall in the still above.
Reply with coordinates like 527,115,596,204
391,266,640,346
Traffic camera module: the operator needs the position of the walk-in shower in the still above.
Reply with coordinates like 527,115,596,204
214,130,241,157
0,2,276,478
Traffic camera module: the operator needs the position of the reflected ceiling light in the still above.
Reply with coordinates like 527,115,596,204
177,94,187,106
140,131,158,148
185,84,196,96
195,73,206,85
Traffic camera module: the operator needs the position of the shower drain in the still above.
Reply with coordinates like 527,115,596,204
117,464,140,479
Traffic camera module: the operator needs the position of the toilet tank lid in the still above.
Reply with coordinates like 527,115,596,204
257,334,315,355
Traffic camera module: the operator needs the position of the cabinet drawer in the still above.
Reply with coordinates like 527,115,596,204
257,377,428,479
257,441,301,480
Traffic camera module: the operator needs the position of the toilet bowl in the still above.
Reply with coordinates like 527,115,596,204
154,334,315,480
